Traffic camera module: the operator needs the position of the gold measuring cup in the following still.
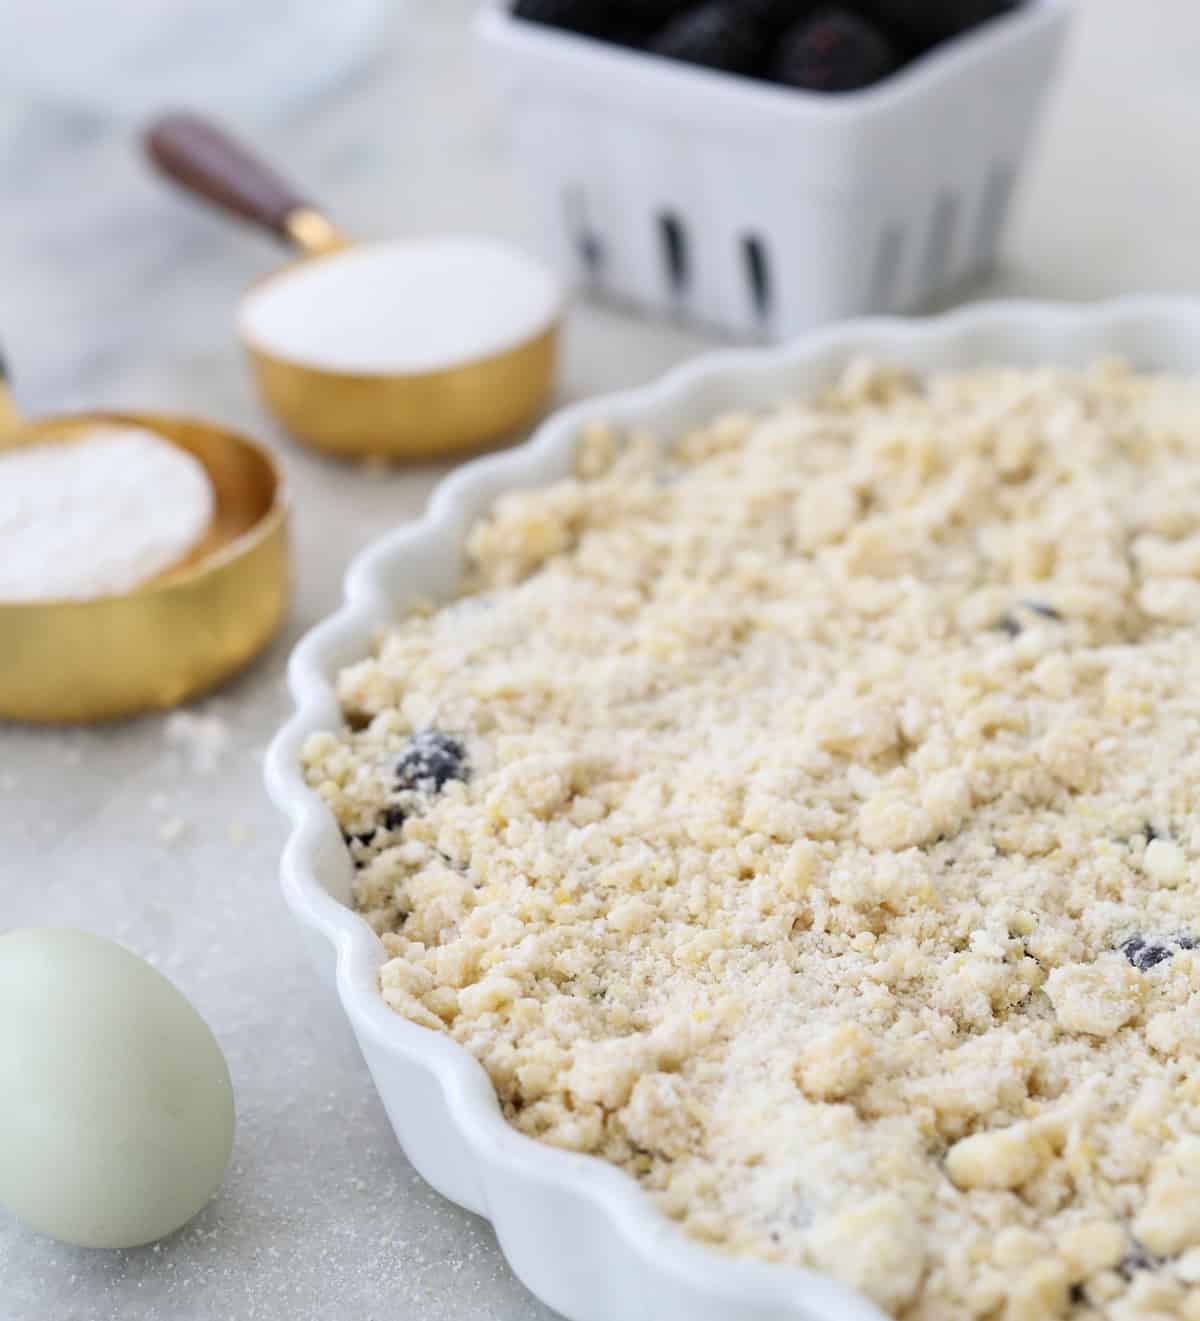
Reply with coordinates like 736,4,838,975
144,114,559,462
0,358,288,723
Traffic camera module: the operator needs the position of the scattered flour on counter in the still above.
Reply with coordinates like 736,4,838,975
158,817,189,844
164,709,231,774
0,425,214,602
238,236,559,374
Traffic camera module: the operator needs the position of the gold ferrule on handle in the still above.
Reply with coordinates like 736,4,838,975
283,207,351,258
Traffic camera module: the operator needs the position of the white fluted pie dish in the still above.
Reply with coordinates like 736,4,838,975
266,297,1200,1321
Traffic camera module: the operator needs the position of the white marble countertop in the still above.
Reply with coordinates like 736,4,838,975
3,2,1200,1317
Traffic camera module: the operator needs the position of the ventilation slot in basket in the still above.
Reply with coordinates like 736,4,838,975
657,211,689,298
920,192,960,295
972,162,1015,266
868,223,905,311
741,234,771,326
564,187,604,283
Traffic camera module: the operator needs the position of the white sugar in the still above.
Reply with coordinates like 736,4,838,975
0,425,214,603
238,236,559,374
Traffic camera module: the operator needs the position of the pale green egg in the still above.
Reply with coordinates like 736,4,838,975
0,928,235,1249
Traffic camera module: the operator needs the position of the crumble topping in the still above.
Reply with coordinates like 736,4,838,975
303,360,1200,1320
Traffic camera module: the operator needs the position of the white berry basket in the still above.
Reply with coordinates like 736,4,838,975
477,0,1071,339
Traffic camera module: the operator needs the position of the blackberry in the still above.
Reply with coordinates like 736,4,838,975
1117,1249,1162,1280
650,1,769,74
739,0,818,39
382,806,407,832
1121,936,1173,972
512,0,628,39
630,0,698,26
770,6,900,92
341,827,378,869
992,601,1065,638
856,0,1019,52
1120,932,1195,972
395,730,468,795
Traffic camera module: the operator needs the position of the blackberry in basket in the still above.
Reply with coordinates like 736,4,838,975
770,6,900,92
650,1,769,74
857,0,1019,51
631,0,700,25
512,0,631,40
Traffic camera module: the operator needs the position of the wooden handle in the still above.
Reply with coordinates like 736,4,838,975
144,112,314,243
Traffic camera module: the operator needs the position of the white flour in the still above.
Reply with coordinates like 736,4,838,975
0,425,214,602
238,236,559,374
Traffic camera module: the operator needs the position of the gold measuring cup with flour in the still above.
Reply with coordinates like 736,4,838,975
145,114,562,461
0,356,287,723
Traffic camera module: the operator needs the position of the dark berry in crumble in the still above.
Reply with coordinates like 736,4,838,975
992,601,1066,637
650,1,769,75
1117,1248,1162,1280
1120,933,1195,972
396,730,468,795
341,827,378,869
382,806,407,831
770,6,900,92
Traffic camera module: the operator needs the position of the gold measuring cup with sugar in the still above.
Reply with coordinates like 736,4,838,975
0,355,287,723
144,114,561,461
